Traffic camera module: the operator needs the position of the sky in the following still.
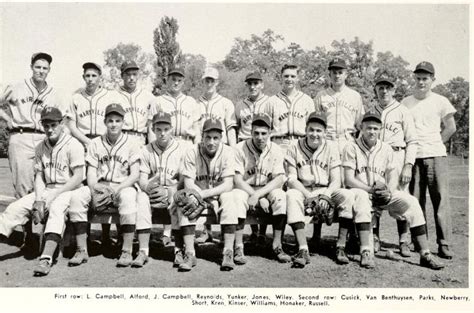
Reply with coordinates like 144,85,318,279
0,2,470,94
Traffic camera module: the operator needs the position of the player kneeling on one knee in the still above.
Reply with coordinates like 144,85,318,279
234,113,288,265
69,103,141,268
175,119,237,271
337,111,444,270
285,112,341,268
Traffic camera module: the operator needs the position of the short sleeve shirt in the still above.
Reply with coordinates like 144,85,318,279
235,94,269,141
197,94,237,143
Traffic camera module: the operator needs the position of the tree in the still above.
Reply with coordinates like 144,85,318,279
374,51,414,102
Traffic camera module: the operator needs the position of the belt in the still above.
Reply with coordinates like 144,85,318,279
392,146,406,151
303,184,328,190
86,134,100,139
271,134,303,141
123,130,146,137
10,127,43,134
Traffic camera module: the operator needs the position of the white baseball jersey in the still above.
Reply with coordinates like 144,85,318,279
34,133,85,184
235,94,269,141
139,139,188,186
197,93,237,143
265,90,314,137
152,93,200,138
314,86,365,139
402,93,456,158
181,142,235,190
110,87,155,134
342,137,395,186
286,138,341,187
67,87,115,137
235,139,285,187
2,79,64,131
86,133,140,183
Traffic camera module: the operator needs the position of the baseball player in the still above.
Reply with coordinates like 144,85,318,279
69,103,141,267
286,112,342,268
233,113,289,265
177,118,236,271
196,67,238,243
235,71,270,246
334,111,444,270
134,111,189,267
402,61,457,259
0,107,86,276
369,69,418,257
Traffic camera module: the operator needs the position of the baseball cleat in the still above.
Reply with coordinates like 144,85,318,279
173,249,185,268
158,235,172,247
33,258,52,276
233,246,247,265
292,249,310,268
195,230,213,244
438,245,453,260
221,249,235,271
131,251,149,268
178,252,197,272
336,247,350,264
420,252,445,270
399,242,411,257
116,250,133,267
68,249,88,267
360,250,375,269
273,247,291,263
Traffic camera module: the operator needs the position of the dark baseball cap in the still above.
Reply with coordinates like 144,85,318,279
306,112,327,128
245,71,263,82
121,60,139,74
202,118,223,133
105,103,126,117
83,62,102,75
414,61,435,75
328,57,347,70
40,107,62,122
168,67,185,77
152,111,172,125
31,52,52,65
251,113,271,128
362,111,382,124
374,69,395,86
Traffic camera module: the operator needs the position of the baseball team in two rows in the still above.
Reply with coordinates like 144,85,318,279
0,53,456,277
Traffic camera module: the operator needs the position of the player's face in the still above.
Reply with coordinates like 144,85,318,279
375,83,395,106
203,130,222,155
246,80,264,98
42,120,62,142
306,122,326,146
153,122,173,145
414,72,435,93
281,68,299,91
251,125,270,151
83,69,101,89
30,59,51,83
361,121,381,145
167,74,185,94
329,68,348,88
122,69,139,90
203,77,218,93
105,113,124,136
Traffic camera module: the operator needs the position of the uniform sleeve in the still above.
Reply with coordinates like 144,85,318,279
342,144,357,169
221,148,236,178
85,140,99,168
69,140,86,169
284,144,297,169
181,148,197,180
440,96,457,118
355,93,365,130
129,141,141,165
234,147,246,175
148,94,158,121
271,146,285,176
66,95,77,121
386,148,395,172
225,99,237,130
33,143,44,174
328,143,342,169
139,147,151,175
313,91,324,113
402,109,418,166
149,96,159,118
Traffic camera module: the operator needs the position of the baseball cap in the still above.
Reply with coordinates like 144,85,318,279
245,71,263,82
306,112,327,128
414,61,435,75
361,111,382,124
251,113,271,128
328,57,347,70
168,67,185,77
202,67,219,80
202,118,223,133
40,107,62,122
152,111,172,125
374,69,395,86
121,60,139,74
82,62,102,75
31,52,52,65
105,103,126,117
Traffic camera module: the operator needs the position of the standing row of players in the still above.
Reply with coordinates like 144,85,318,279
0,53,456,275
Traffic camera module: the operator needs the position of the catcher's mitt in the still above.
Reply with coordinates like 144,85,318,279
145,179,170,210
304,194,335,226
31,200,48,225
173,188,212,220
371,181,392,207
91,183,115,213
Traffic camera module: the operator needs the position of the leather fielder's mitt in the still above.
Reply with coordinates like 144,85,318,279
145,179,170,210
371,181,392,207
173,188,212,220
31,200,48,225
303,194,335,226
91,183,116,213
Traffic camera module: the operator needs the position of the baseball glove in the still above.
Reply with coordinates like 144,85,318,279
31,200,48,225
173,188,212,220
91,183,116,213
145,179,170,210
304,194,335,226
371,181,392,207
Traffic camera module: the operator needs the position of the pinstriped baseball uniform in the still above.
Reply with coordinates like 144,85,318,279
197,94,237,144
235,94,269,141
0,133,85,237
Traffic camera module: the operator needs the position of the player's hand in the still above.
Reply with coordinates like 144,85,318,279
400,164,413,186
247,194,259,211
318,198,329,211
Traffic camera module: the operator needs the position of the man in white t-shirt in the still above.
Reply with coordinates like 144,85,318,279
402,61,457,259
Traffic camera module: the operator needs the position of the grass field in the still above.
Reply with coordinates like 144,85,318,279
0,157,469,287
